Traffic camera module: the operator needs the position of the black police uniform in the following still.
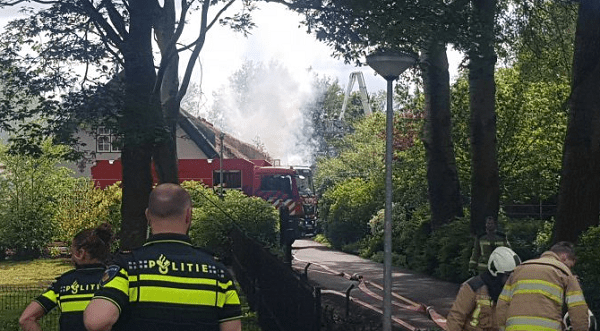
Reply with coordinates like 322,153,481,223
34,263,106,331
93,233,243,331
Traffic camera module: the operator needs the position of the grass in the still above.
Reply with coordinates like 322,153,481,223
0,259,73,286
0,259,70,331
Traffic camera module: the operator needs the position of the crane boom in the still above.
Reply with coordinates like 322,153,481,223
339,72,371,120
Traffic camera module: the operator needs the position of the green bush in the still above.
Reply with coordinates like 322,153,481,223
575,226,600,318
0,141,73,258
0,208,56,260
52,180,122,247
321,178,379,249
503,217,551,262
428,216,472,282
183,181,278,260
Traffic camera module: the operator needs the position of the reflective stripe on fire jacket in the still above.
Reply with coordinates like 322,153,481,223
447,276,497,331
469,232,510,273
496,251,589,331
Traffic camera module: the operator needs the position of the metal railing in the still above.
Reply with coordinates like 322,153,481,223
0,285,59,331
231,227,321,331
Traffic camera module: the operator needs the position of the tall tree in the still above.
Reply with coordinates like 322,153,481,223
272,0,466,228
554,0,600,243
466,0,500,234
0,0,256,249
421,39,464,229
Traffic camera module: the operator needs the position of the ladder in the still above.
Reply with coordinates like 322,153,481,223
339,72,371,120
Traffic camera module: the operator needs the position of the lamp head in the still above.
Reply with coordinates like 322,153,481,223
366,51,417,81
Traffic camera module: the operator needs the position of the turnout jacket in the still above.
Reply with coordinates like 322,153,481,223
470,232,510,274
447,276,499,331
92,233,242,331
34,263,106,331
496,251,588,331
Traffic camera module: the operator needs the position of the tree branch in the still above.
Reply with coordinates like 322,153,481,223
100,0,128,38
206,0,235,31
79,0,124,48
178,0,211,103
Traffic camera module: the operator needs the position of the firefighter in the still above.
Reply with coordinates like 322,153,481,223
447,247,521,331
19,223,113,331
496,241,589,331
469,216,510,275
84,183,243,331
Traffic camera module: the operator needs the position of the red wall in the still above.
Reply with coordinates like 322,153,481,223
91,158,258,194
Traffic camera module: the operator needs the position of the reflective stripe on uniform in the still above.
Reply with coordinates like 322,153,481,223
128,274,240,307
502,280,564,304
59,295,94,312
566,291,586,308
505,316,561,331
104,268,130,295
41,289,58,304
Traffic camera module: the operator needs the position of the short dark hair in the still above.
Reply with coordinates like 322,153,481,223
550,241,576,260
147,183,192,219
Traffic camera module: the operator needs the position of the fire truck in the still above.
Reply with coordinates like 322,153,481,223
251,165,318,236
91,159,318,236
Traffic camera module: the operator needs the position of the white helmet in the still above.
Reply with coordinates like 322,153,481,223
488,247,521,277
563,309,597,331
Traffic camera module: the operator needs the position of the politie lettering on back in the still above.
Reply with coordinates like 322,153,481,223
126,254,226,278
59,280,101,295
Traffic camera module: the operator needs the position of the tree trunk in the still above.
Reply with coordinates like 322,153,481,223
469,0,499,235
421,40,464,230
119,1,159,250
153,0,180,184
554,0,600,243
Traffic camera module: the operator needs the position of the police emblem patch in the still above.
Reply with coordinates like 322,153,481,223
100,265,121,285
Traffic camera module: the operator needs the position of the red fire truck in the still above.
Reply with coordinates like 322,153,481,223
92,159,318,236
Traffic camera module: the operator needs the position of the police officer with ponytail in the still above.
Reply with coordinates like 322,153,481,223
19,223,113,331
84,183,243,331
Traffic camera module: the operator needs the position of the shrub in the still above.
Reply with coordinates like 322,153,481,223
184,181,278,260
0,141,74,258
0,208,56,260
503,217,551,262
52,180,122,247
322,178,379,249
428,216,472,282
575,226,600,318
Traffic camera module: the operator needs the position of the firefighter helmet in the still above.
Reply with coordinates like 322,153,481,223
487,247,521,277
563,309,597,331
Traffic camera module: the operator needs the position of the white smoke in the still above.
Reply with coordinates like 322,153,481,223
208,59,321,166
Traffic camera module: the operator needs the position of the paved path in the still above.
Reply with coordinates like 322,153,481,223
291,238,461,330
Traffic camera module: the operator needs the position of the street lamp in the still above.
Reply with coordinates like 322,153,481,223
366,50,416,331
219,131,225,200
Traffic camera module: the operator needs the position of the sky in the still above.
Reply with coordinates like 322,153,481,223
0,2,462,164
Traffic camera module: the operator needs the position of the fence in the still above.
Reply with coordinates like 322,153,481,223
0,285,59,331
503,204,557,219
231,227,321,331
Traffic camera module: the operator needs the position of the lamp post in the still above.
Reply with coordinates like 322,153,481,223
219,131,225,200
366,51,416,331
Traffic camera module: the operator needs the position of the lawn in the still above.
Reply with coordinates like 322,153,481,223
0,259,73,286
0,259,70,331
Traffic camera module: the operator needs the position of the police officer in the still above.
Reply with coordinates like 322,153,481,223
19,223,113,331
84,183,243,331
469,216,510,275
447,247,521,331
497,241,589,331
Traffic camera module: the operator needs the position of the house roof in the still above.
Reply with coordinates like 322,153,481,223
178,109,270,161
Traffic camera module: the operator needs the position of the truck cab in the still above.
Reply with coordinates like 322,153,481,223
252,166,318,236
